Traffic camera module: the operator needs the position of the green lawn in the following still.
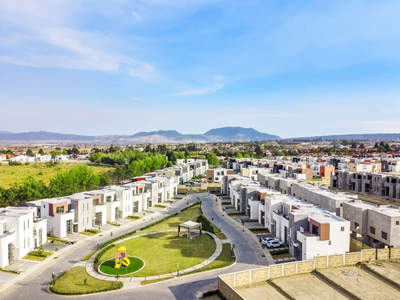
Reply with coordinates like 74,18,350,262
184,243,235,275
97,232,215,277
99,257,144,275
23,250,53,261
80,229,101,236
0,162,114,189
139,203,227,239
154,204,167,209
140,243,235,284
125,215,142,221
50,267,122,295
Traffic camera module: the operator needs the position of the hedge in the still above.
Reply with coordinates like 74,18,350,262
269,249,289,255
94,244,115,264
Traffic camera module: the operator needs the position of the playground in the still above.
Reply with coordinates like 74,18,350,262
96,231,216,277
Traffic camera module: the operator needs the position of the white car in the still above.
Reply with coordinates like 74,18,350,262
267,240,283,248
261,237,276,245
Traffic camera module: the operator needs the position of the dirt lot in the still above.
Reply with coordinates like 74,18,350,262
235,282,287,300
366,260,400,285
273,273,349,300
319,266,400,300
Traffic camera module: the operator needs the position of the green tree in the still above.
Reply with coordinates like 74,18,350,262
206,153,219,165
26,149,33,157
39,149,44,155
235,152,243,158
254,145,263,157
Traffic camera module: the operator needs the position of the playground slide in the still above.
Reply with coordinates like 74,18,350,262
122,257,130,267
115,263,121,268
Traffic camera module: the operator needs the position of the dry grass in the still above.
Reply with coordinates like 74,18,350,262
0,162,114,189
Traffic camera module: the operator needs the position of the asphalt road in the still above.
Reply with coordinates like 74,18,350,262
3,193,262,300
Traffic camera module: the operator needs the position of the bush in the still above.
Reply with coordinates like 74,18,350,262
8,161,23,166
94,244,115,263
269,249,289,255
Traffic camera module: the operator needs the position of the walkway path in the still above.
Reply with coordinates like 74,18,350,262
83,230,223,283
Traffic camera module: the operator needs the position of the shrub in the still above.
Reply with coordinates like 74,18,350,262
94,244,115,263
269,249,289,255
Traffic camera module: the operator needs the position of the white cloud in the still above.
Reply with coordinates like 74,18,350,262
130,96,146,102
0,1,157,78
174,76,226,96
131,11,142,21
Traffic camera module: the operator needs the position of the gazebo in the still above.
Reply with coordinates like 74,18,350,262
178,220,202,239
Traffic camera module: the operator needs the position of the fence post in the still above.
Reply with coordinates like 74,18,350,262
249,270,252,285
313,258,316,270
282,264,284,277
327,255,329,267
295,262,298,275
343,253,345,266
233,273,236,288
360,250,363,262
268,267,270,280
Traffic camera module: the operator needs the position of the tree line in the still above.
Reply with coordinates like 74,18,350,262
0,165,110,207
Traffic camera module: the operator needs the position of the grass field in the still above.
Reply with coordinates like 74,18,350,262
98,232,216,277
50,267,122,295
140,203,227,239
0,162,114,189
23,251,53,261
99,257,144,275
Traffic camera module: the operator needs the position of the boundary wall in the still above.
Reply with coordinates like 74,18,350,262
219,247,400,300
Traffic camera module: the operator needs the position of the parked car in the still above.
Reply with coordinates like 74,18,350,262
267,240,283,248
261,237,276,245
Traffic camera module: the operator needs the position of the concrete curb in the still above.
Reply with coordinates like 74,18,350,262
85,229,223,282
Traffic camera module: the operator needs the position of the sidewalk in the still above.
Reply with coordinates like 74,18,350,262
81,229,223,288
209,193,275,265
0,195,196,297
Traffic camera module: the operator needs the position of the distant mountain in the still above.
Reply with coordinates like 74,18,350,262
131,130,182,138
0,127,281,144
204,127,280,141
0,130,11,134
286,133,400,141
0,131,95,142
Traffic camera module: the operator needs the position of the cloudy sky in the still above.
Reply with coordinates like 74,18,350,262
1,0,399,138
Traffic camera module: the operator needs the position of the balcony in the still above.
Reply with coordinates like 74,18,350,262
0,229,16,239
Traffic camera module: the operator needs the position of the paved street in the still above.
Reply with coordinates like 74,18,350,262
1,193,271,300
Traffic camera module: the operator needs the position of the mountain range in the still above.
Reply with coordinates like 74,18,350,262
0,127,280,144
0,128,399,144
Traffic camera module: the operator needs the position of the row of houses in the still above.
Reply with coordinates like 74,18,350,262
221,169,400,261
331,169,400,199
26,159,208,239
0,159,208,268
225,155,400,182
0,207,47,268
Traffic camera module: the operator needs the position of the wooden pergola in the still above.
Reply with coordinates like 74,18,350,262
177,220,202,239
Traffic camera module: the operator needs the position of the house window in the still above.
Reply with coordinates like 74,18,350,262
370,226,375,234
397,221,400,226
106,196,111,202
328,241,331,245
382,231,388,240
341,227,345,232
355,222,360,230
56,206,64,214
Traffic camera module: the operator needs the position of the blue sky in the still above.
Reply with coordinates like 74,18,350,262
1,0,400,138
